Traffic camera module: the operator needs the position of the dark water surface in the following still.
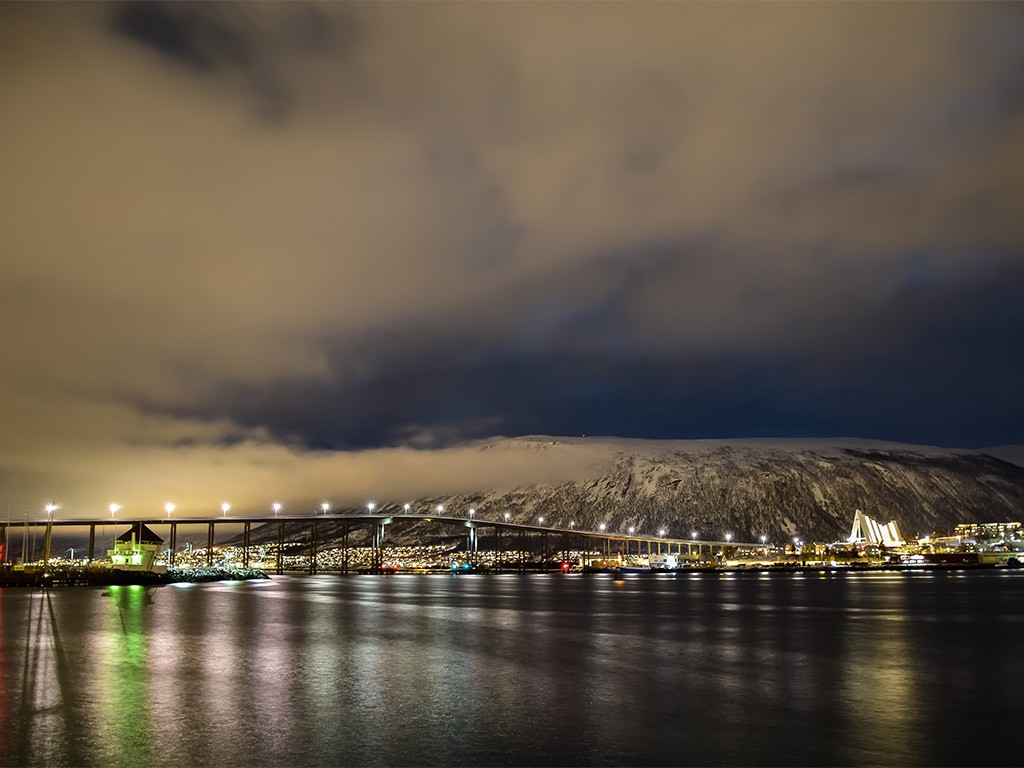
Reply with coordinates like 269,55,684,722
1,571,1022,767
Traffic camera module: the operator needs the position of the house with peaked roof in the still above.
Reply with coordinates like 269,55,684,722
108,523,166,573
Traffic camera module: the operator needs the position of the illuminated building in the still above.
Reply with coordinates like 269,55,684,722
108,523,166,573
848,509,903,547
954,522,1021,540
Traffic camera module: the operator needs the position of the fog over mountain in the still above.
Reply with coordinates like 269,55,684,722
251,436,1024,547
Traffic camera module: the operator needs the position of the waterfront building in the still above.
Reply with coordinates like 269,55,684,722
108,523,166,573
848,509,903,547
954,521,1021,541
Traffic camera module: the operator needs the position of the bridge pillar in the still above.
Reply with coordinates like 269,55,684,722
88,524,96,563
169,523,177,566
276,521,284,575
243,521,251,568
375,521,388,571
310,521,319,574
207,523,215,567
43,520,53,567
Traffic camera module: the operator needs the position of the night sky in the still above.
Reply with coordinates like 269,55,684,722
2,2,1023,514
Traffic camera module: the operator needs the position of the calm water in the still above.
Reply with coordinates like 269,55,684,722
1,571,1022,767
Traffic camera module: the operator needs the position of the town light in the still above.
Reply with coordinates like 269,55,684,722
691,531,698,539
659,529,667,537
538,516,545,525
437,504,444,513
109,503,120,517
599,523,606,531
221,502,231,517
403,503,411,512
272,502,282,515
45,503,58,515
503,512,510,521
628,526,635,535
321,502,330,514
725,533,732,542
165,502,175,516
468,508,475,518
367,502,376,514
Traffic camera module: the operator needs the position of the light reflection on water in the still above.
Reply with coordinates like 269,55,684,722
0,572,1022,766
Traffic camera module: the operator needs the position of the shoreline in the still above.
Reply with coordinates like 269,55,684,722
1,561,1019,588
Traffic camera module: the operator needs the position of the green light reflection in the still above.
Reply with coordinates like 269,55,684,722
97,585,156,768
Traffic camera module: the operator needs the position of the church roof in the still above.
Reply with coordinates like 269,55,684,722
116,522,164,544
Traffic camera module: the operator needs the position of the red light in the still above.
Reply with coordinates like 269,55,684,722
560,561,570,571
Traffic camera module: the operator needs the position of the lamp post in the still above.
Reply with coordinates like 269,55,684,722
165,502,175,517
272,502,282,516
503,512,510,522
321,502,330,515
221,502,231,518
109,503,120,518
598,522,606,532
367,502,376,515
468,508,475,519
436,504,444,514
403,503,411,513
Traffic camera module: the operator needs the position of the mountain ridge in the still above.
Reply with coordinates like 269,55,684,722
249,436,1024,546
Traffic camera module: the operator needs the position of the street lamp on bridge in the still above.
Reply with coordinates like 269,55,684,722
321,502,331,515
165,502,175,517
109,503,120,518
273,502,282,516
221,502,231,517
367,502,376,514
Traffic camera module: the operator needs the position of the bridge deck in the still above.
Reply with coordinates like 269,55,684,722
1,513,759,548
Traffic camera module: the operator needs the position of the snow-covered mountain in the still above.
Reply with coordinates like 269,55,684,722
246,436,1024,547
979,445,1024,469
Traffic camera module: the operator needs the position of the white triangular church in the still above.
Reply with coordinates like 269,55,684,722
848,509,903,547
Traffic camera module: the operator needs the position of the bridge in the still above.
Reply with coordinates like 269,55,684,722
0,511,763,574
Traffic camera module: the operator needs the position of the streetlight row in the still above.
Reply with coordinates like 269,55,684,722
40,500,780,543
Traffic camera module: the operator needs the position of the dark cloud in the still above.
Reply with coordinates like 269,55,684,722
1,2,1023,514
